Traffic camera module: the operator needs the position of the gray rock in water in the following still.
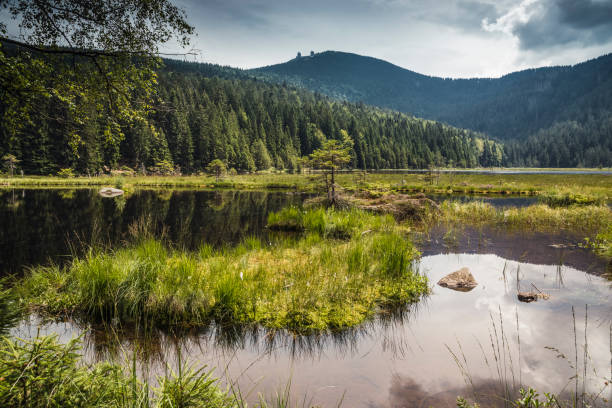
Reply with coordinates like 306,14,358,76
437,267,478,292
99,187,124,197
517,291,550,303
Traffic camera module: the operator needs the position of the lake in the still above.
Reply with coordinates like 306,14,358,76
3,188,611,407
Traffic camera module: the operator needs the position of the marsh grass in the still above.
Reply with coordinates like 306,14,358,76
439,201,612,234
539,192,605,207
591,225,612,258
0,334,143,408
17,208,427,333
267,206,397,239
0,280,21,334
2,172,611,200
0,334,324,408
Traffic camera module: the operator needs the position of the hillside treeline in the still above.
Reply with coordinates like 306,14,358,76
1,60,501,174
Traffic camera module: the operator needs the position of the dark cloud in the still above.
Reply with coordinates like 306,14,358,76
491,0,612,50
557,0,612,29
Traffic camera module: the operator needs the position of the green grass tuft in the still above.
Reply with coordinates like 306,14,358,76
539,191,605,207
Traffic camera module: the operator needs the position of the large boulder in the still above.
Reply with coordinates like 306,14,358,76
437,267,478,292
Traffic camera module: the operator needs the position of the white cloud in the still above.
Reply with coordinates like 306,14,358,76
481,0,540,35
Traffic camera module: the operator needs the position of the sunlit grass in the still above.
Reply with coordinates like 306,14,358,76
17,208,427,333
592,224,612,257
438,201,612,233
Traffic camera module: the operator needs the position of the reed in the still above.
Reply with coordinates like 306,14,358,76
453,305,609,408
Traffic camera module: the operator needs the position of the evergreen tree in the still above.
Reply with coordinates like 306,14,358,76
308,130,353,203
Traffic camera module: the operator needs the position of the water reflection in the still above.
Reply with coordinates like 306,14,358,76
418,226,611,276
0,189,308,276
23,299,423,365
429,194,538,208
13,254,612,407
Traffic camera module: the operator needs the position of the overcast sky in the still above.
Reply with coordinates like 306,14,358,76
166,0,612,78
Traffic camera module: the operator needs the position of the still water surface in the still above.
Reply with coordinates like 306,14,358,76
3,189,612,406
1,189,543,275
15,254,612,407
0,189,306,275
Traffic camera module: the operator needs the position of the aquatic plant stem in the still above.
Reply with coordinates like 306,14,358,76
583,304,588,408
516,307,522,390
572,305,578,408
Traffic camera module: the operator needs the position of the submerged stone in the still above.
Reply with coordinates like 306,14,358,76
99,187,124,197
548,243,576,249
437,267,478,292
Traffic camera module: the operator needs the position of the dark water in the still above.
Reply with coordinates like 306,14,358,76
418,226,611,276
0,189,541,276
0,189,307,276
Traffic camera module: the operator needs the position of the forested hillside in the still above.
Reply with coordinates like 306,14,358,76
0,58,501,175
252,51,612,167
503,117,612,167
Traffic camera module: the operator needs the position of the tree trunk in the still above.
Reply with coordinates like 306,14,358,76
331,166,336,203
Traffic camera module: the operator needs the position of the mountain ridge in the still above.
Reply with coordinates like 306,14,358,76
258,50,611,80
250,50,612,141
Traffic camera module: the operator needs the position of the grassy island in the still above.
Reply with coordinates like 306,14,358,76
16,208,428,333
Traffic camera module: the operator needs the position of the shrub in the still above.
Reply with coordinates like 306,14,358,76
57,168,75,178
150,160,175,176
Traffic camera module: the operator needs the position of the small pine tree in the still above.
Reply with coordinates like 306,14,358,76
308,130,353,204
2,154,20,177
206,159,227,182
